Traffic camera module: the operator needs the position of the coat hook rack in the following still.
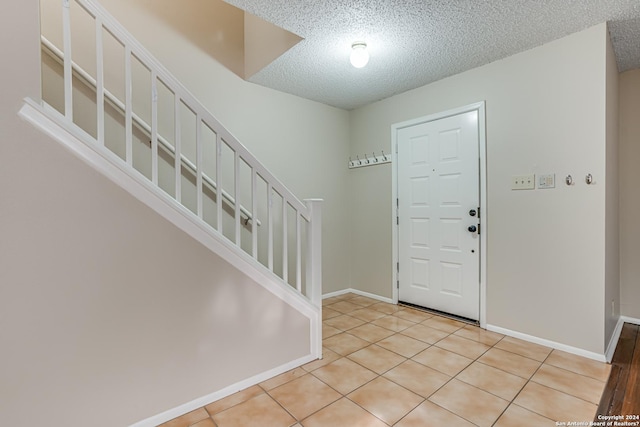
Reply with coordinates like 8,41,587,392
348,151,392,169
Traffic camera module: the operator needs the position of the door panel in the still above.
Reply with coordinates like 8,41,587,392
397,110,480,320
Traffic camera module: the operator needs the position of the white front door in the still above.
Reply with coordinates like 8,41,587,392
397,110,480,320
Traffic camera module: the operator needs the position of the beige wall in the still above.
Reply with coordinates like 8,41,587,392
349,24,612,354
619,69,640,319
1,1,313,426
604,29,620,347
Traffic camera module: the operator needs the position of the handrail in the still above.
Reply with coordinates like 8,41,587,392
74,0,310,221
41,35,260,226
44,0,320,304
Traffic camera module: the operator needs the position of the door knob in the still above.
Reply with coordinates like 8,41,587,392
469,209,477,217
468,225,477,233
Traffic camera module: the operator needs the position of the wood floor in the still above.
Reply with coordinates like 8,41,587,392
596,323,640,418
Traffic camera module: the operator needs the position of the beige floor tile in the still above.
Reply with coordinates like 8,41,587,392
347,323,395,343
191,418,216,427
323,314,365,331
395,400,476,427
325,300,362,313
205,385,264,416
531,364,606,404
401,324,450,344
322,296,342,306
259,367,307,391
377,333,430,358
412,346,473,377
301,398,387,427
383,360,450,398
322,307,341,320
322,332,370,356
478,348,542,379
421,316,466,333
371,315,416,332
456,361,527,401
212,393,296,427
311,357,377,394
192,419,216,427
347,376,424,425
347,344,406,374
435,334,491,359
159,408,210,427
494,404,556,427
513,382,597,422
453,325,504,346
348,307,387,322
544,350,611,382
348,295,379,307
322,325,341,339
428,379,509,427
494,336,553,362
369,302,403,314
268,374,341,420
394,308,433,323
302,348,341,372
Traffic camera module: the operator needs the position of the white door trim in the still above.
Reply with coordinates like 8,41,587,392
391,101,487,328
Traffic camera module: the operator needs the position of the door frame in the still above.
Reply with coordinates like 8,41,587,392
391,101,488,327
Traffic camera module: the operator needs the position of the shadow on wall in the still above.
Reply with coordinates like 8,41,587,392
120,0,302,79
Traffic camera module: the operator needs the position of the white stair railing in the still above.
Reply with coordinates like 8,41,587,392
41,0,322,307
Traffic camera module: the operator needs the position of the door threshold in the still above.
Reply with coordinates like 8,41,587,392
398,301,479,326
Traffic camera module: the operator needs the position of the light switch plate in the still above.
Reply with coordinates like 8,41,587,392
512,174,535,190
538,174,555,189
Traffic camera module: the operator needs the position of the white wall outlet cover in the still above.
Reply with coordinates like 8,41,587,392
512,174,535,190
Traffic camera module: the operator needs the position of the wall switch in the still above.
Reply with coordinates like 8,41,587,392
512,174,535,190
538,174,555,189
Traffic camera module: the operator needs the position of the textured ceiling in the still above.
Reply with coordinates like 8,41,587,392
224,0,640,110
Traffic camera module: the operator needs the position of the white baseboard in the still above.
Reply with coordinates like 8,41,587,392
620,315,640,326
129,353,316,427
323,288,394,304
605,317,625,363
486,324,607,363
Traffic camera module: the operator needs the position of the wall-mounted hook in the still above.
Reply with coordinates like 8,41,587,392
586,173,593,185
372,152,378,163
565,175,573,186
356,155,361,165
382,150,387,161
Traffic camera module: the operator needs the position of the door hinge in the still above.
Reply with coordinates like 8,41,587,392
397,280,400,289
477,206,480,219
397,262,399,272
477,223,481,235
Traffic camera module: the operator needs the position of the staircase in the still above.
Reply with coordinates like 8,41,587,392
19,0,322,423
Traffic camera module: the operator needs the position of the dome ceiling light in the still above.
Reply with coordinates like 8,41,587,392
350,42,369,68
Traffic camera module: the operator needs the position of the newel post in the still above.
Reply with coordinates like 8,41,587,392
304,199,323,308
305,198,323,359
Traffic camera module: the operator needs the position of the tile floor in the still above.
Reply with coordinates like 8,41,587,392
159,293,612,427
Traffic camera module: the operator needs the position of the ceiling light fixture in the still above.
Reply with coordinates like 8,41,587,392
350,42,369,68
